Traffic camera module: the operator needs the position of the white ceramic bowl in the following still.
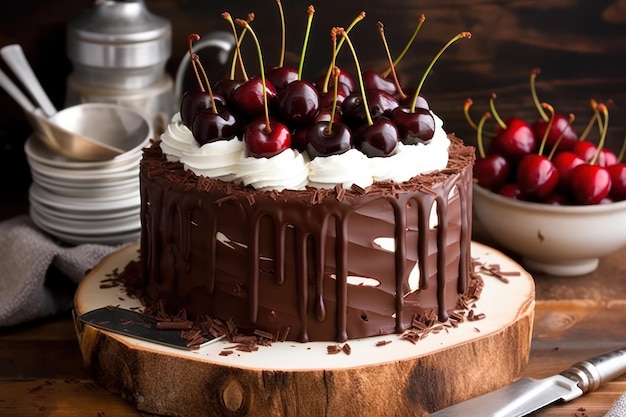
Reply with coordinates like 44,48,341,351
473,184,626,276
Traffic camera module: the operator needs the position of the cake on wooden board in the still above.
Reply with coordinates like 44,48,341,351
74,7,535,416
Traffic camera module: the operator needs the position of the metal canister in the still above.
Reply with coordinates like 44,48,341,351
65,0,174,134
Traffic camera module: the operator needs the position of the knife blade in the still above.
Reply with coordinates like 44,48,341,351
79,307,223,350
427,346,626,417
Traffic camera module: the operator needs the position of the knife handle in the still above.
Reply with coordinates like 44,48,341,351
560,347,626,394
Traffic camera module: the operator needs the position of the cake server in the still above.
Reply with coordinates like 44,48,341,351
79,307,223,350
427,346,626,417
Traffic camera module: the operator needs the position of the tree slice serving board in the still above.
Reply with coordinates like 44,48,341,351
74,242,535,417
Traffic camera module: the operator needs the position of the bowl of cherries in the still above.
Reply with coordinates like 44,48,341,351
469,69,626,276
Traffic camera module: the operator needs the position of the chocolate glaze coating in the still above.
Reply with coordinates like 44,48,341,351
138,137,475,342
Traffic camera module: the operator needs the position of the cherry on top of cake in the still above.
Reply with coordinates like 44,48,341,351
179,4,471,162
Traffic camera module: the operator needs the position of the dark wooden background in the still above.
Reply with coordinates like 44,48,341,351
1,0,625,210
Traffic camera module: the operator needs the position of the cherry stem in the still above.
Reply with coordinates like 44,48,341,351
223,12,250,82
410,31,471,113
324,28,339,98
188,34,217,114
530,68,549,122
537,102,555,157
321,11,365,93
463,98,478,130
337,28,373,126
578,99,599,142
276,0,285,67
547,113,575,160
325,66,341,135
476,112,491,159
236,19,271,134
590,103,609,166
377,21,406,101
464,98,495,137
381,13,425,79
298,5,315,80
488,93,507,130
196,57,217,114
188,34,204,93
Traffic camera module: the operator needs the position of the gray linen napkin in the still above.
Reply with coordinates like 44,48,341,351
605,392,626,417
0,215,120,327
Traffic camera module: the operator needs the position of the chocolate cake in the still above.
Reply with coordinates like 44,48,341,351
136,135,475,342
119,9,477,343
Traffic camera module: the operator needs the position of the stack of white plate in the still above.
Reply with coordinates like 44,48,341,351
25,136,148,245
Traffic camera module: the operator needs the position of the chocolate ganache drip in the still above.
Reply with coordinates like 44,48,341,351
139,136,475,342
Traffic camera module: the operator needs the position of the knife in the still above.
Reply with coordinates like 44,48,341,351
79,307,223,350
427,346,626,417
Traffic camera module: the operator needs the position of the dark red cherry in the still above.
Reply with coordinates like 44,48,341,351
341,89,399,129
474,154,511,191
600,148,618,167
398,88,429,109
572,140,597,163
533,113,578,152
291,128,308,152
266,66,299,92
306,121,352,159
552,150,584,191
568,164,612,204
213,79,245,105
290,110,341,152
243,116,291,158
390,106,435,145
540,192,571,205
180,90,212,129
191,107,240,145
318,82,350,109
516,153,559,200
233,76,277,118
472,111,510,191
363,70,397,95
354,117,399,157
572,141,615,167
497,183,523,200
315,68,355,94
489,117,537,162
277,80,320,128
608,163,626,201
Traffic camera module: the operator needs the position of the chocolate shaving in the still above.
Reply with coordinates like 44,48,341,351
327,345,342,354
253,329,274,340
278,326,290,342
215,194,237,206
156,320,193,330
350,183,366,195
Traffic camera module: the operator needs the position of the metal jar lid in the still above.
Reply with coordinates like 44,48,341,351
67,0,171,89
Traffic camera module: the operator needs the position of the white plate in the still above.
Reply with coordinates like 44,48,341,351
24,135,148,170
32,179,138,199
27,157,139,181
29,183,140,212
29,197,140,221
30,207,140,235
31,213,140,246
30,170,139,189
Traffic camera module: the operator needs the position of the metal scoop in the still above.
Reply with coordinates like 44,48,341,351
0,44,125,161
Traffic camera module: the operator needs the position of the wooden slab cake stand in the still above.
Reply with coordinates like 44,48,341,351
74,242,535,417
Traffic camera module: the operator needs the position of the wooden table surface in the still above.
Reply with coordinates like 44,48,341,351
1,2,625,414
0,209,625,417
